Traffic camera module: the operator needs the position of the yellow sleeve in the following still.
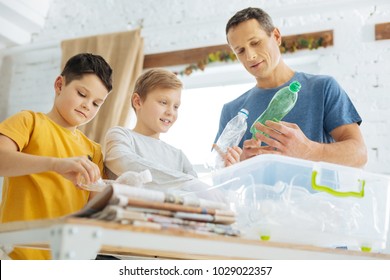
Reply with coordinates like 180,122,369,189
0,110,35,151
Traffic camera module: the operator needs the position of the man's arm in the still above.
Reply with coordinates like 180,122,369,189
325,122,367,167
0,134,101,185
242,121,367,168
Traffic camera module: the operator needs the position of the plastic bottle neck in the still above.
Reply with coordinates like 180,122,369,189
289,81,301,93
239,109,249,119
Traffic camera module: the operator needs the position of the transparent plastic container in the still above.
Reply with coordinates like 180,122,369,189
210,154,390,253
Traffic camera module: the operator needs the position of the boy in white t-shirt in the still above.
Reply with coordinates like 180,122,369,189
104,68,241,188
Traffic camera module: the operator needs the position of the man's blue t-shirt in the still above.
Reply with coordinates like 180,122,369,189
214,72,362,147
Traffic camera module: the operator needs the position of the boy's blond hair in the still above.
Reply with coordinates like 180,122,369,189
132,68,182,110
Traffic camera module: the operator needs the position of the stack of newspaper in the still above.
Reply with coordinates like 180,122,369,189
72,182,240,237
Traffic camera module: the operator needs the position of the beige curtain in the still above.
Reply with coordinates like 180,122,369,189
61,29,144,150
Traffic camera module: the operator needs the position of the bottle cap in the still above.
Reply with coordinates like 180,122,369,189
289,81,301,93
239,108,249,118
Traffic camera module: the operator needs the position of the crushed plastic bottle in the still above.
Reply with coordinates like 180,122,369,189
206,108,249,170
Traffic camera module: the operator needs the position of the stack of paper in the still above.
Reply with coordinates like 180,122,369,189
72,182,239,237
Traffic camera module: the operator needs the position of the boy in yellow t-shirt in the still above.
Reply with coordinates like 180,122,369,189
0,53,113,259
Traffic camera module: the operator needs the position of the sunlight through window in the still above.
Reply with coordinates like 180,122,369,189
160,83,254,173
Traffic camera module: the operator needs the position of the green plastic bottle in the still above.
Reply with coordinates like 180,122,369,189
250,81,301,139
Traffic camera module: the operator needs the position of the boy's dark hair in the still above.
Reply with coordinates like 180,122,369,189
61,53,113,92
225,7,275,37
132,68,182,110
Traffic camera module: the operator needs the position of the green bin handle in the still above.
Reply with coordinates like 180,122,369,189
311,170,365,198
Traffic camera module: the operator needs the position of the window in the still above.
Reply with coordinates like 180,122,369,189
160,82,254,173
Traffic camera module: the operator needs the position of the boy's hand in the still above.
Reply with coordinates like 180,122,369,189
212,144,242,167
224,146,242,167
52,156,101,187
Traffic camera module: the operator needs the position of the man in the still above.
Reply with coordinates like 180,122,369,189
215,7,367,167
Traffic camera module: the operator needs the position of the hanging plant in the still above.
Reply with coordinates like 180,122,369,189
175,30,333,76
175,50,237,76
280,35,330,54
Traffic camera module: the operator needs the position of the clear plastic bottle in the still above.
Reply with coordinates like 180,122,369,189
206,108,249,170
250,81,301,139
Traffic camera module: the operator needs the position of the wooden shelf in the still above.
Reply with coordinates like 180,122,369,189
375,22,390,40
143,30,333,69
144,44,230,68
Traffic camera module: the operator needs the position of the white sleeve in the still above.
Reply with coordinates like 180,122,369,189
180,150,198,178
104,127,195,185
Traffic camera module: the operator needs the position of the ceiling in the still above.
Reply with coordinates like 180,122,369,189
0,0,51,50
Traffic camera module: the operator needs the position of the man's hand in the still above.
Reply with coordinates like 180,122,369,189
255,120,314,159
242,120,314,160
241,138,280,160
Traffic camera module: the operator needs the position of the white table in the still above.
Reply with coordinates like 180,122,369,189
0,217,389,260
